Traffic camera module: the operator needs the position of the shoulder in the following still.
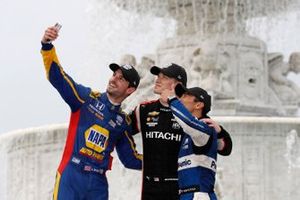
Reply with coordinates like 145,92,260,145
139,99,159,106
138,99,159,110
89,90,101,99
132,99,160,117
118,110,132,126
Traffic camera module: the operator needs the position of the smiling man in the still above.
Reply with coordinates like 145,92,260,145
40,25,142,200
129,63,232,200
161,84,219,200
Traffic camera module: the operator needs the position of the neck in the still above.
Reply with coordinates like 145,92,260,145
107,93,123,105
159,98,169,107
192,110,202,119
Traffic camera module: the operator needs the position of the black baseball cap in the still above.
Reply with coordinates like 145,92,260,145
150,63,187,86
175,84,211,115
109,63,140,88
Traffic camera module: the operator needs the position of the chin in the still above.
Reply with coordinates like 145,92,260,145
153,89,161,95
106,88,114,95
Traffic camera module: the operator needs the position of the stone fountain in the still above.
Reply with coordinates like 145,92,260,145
116,0,300,116
1,0,300,200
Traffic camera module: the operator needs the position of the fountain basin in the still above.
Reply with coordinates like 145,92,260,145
0,117,299,200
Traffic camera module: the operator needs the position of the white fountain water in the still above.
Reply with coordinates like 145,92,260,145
105,0,300,115
1,0,300,200
285,129,300,199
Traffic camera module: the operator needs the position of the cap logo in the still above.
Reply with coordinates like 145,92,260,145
123,64,133,70
178,75,182,80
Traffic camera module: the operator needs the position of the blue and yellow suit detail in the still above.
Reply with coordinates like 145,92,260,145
41,43,142,200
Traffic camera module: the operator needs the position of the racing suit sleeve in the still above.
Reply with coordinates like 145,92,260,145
217,126,232,156
40,43,91,112
169,97,213,147
115,122,143,170
128,105,141,135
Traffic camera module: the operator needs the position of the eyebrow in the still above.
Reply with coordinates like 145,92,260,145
114,71,125,78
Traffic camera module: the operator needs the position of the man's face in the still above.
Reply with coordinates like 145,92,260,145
154,73,177,95
106,69,132,98
180,94,199,113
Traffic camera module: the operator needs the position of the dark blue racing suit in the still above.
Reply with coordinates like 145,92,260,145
169,97,218,200
41,43,142,200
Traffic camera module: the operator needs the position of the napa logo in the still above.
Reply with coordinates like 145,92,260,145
85,125,109,153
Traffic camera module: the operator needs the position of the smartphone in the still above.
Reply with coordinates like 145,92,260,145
54,23,62,32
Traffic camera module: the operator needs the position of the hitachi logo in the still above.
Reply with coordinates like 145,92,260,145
145,131,181,141
178,159,191,168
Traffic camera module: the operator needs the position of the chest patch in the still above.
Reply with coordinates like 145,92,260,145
85,125,109,153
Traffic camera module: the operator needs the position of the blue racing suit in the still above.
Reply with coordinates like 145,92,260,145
169,97,218,200
41,43,142,200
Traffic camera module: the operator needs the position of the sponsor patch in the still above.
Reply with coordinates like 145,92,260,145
108,120,116,128
146,122,158,127
178,159,192,168
79,147,104,161
178,154,217,172
172,122,181,129
95,101,105,111
145,131,181,142
71,157,81,164
88,102,105,120
116,115,123,126
182,138,189,149
123,64,133,70
160,107,171,112
146,115,159,127
147,111,159,116
85,125,109,153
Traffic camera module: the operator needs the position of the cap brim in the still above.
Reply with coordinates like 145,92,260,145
150,66,161,75
175,83,188,98
109,63,120,72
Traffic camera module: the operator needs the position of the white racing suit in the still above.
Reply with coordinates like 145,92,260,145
169,97,218,200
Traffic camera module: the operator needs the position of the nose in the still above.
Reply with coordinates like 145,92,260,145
156,75,163,82
109,74,118,83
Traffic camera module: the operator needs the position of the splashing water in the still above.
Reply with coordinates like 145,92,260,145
285,129,300,170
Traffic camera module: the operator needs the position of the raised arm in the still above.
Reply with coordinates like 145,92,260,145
128,105,141,136
40,26,91,112
168,97,213,147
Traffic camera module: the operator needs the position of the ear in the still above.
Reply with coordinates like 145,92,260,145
126,87,136,96
195,101,204,110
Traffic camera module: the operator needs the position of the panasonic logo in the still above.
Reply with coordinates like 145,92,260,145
178,159,192,168
178,154,217,172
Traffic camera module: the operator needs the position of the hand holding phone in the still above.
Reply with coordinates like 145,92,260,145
44,23,62,43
